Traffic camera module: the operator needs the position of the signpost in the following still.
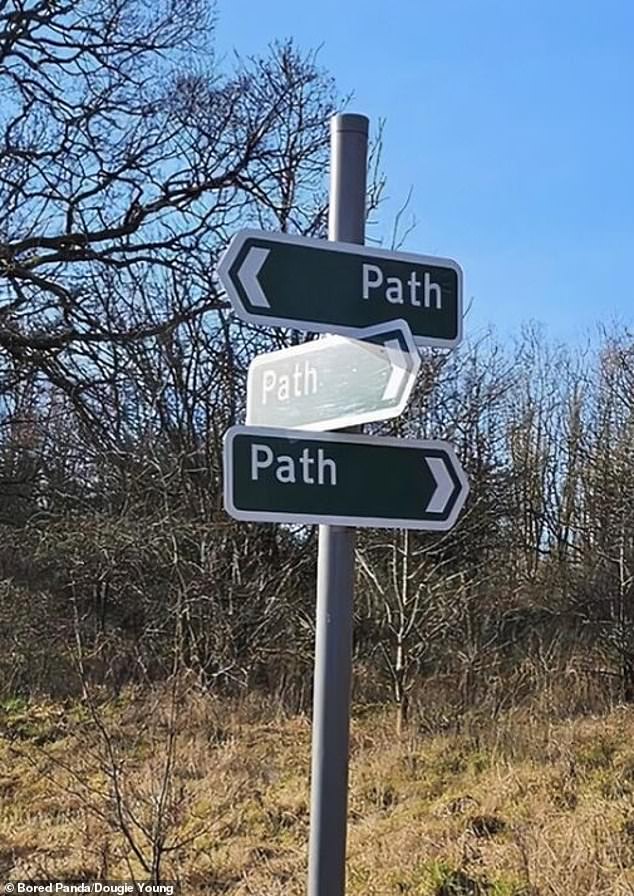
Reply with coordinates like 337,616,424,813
224,426,469,531
308,113,365,896
218,111,468,896
217,228,463,348
246,320,420,431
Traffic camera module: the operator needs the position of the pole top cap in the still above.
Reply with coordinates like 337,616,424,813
331,113,369,135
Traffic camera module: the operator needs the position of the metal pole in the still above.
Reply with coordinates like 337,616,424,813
307,112,369,896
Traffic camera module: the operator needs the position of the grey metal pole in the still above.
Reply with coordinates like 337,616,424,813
307,112,369,896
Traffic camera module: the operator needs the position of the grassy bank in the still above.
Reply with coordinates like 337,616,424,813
1,688,634,894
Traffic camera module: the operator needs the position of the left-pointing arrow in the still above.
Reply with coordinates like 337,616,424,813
217,229,463,347
237,247,270,308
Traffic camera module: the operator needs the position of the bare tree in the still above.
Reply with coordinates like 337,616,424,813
0,9,349,697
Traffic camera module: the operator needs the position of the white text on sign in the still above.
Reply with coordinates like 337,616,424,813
362,264,442,308
261,361,318,405
251,444,337,486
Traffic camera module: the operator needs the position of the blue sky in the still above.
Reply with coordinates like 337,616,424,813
215,1,634,344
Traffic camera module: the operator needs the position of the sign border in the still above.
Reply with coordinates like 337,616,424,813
223,425,469,531
246,320,421,431
217,229,464,349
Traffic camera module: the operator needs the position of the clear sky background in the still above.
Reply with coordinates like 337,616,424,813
215,0,634,345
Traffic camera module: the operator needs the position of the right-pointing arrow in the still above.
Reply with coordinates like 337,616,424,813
237,247,270,308
426,456,454,514
226,427,469,531
382,337,409,402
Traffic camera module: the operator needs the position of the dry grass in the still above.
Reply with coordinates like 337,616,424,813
1,687,634,895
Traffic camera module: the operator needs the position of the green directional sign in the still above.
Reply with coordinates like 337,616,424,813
247,320,420,431
217,230,463,348
224,426,469,531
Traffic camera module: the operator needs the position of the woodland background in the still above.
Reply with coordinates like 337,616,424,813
1,0,634,732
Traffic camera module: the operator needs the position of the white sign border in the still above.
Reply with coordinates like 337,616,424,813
245,320,421,432
217,229,464,350
223,425,470,532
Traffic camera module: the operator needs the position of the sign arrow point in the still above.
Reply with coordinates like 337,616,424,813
238,246,270,308
382,337,409,402
426,456,454,514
